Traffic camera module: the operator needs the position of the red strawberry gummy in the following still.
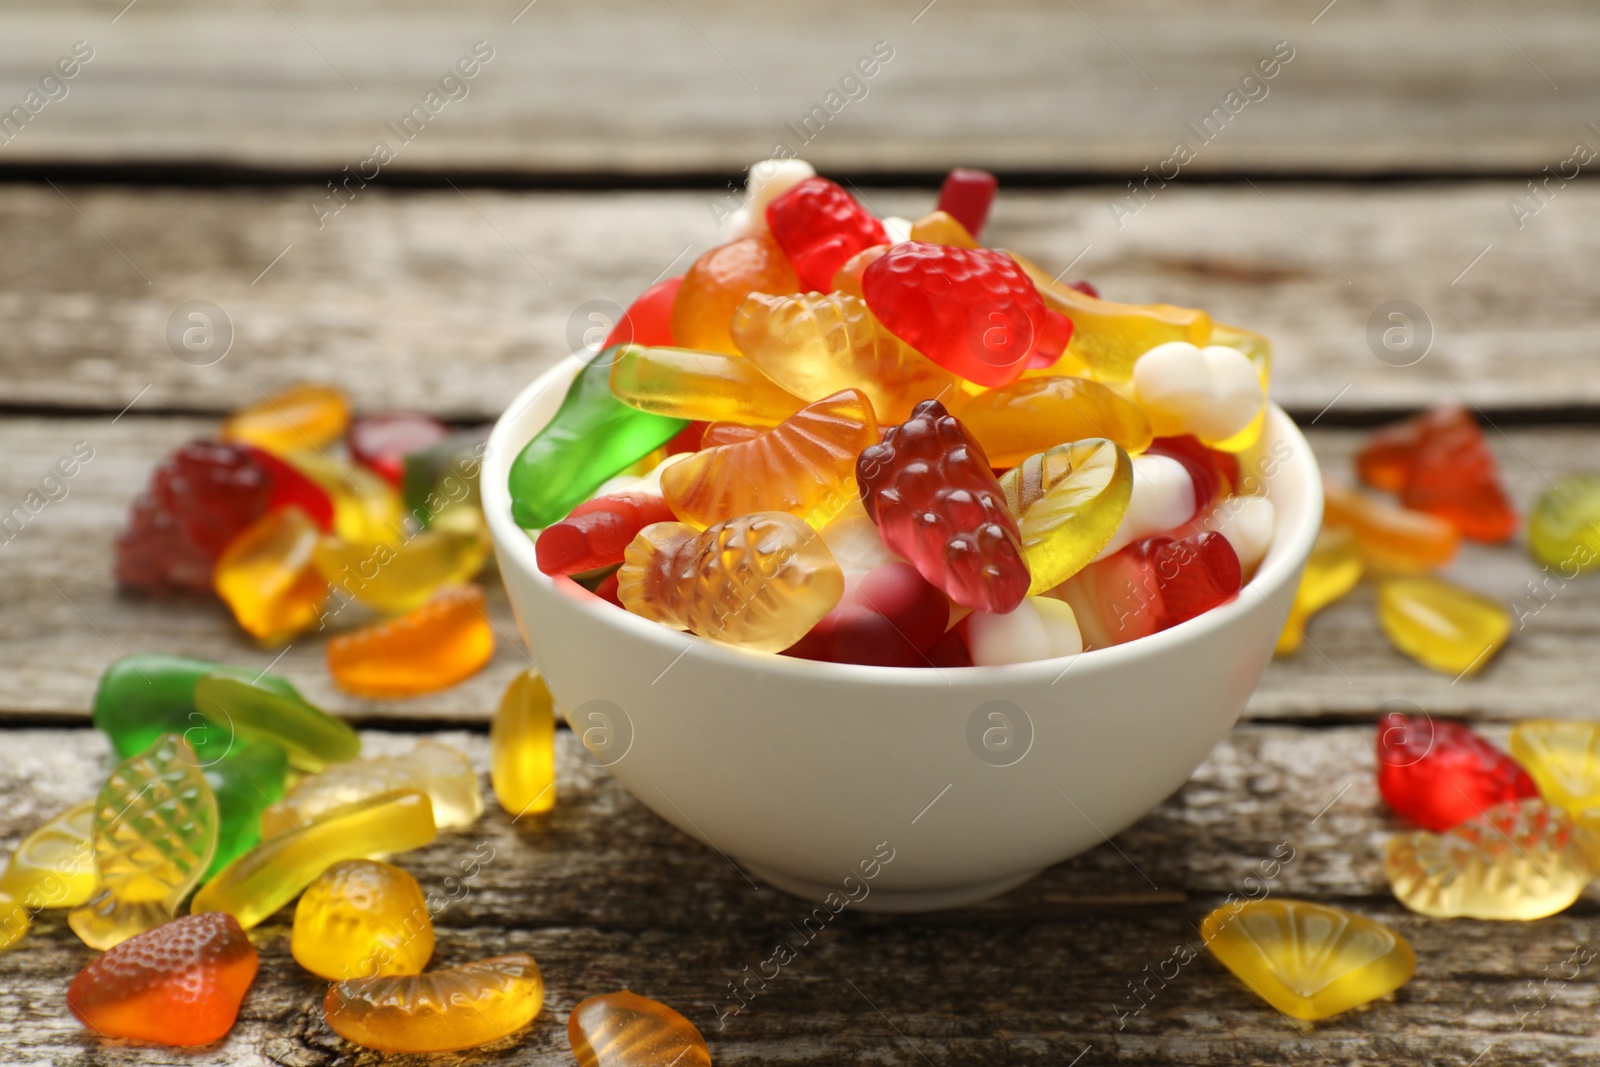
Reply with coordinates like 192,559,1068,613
936,167,998,240
785,561,950,667
348,412,450,486
1375,712,1538,831
536,492,677,576
67,912,258,1047
115,440,273,595
766,177,889,293
862,242,1068,387
603,275,682,348
857,399,1029,613
1360,407,1517,542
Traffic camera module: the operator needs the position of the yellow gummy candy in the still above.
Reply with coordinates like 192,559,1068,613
0,799,98,912
324,953,544,1053
961,376,1152,469
213,507,329,644
609,344,806,427
222,382,350,455
998,438,1133,594
1377,575,1510,676
293,859,434,980
1275,527,1363,655
262,741,481,839
314,527,490,616
287,452,405,546
1509,720,1600,815
491,671,557,819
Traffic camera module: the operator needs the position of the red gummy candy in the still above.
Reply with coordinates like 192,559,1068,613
67,912,258,1047
1084,532,1241,642
936,168,998,240
1065,280,1099,298
925,626,974,667
766,178,889,292
347,412,450,487
785,561,950,667
1395,408,1516,542
1375,712,1538,831
239,444,335,531
604,275,683,348
592,570,623,608
1356,407,1447,492
1146,436,1236,518
862,242,1068,388
536,492,678,576
115,440,273,595
663,421,707,456
857,399,1029,613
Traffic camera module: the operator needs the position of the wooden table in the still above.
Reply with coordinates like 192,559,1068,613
4,2,1598,1062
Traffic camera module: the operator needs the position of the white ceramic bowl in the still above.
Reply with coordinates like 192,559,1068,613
484,358,1322,912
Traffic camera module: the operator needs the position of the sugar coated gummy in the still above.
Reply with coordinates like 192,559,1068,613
327,585,496,698
569,990,712,1067
1377,575,1510,676
1509,719,1600,815
1375,713,1538,831
997,438,1133,595
263,740,483,838
293,860,433,980
68,912,258,1047
325,953,544,1053
491,670,558,818
1201,899,1415,1021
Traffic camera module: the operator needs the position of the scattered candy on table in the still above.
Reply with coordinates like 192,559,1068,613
1376,712,1538,831
326,584,496,698
569,990,713,1067
1376,575,1511,677
1508,719,1600,814
323,954,545,1053
491,670,559,818
262,739,484,837
293,860,433,980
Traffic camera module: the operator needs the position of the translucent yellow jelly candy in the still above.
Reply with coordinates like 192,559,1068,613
1010,251,1213,381
324,953,544,1053
618,512,845,653
1276,527,1363,655
287,452,405,546
69,735,219,950
960,376,1152,469
1528,474,1600,573
313,528,490,615
1385,799,1596,920
491,671,557,819
608,344,806,426
0,893,27,951
907,210,979,249
0,799,98,911
998,439,1133,594
213,507,328,643
1377,575,1510,676
730,291,962,425
1201,898,1415,1021
569,990,712,1067
222,382,350,454
1508,720,1600,814
262,740,482,839
293,859,433,980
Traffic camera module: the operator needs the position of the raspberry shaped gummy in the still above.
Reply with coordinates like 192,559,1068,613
856,399,1029,613
766,177,889,293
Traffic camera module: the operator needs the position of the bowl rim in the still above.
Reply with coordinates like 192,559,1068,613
483,355,1324,688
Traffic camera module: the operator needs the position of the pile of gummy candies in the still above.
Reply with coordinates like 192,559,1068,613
511,160,1277,665
1,653,710,1059
114,389,503,698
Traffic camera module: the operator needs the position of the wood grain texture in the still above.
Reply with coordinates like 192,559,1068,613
2,182,1598,419
0,0,1593,175
4,725,1599,1065
2,416,1592,724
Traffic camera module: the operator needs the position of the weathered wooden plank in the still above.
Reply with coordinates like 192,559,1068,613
2,183,1595,420
0,416,1591,724
0,0,1594,175
5,725,1600,1065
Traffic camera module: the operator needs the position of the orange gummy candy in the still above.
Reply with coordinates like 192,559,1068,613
661,389,879,529
67,912,258,1047
671,235,801,355
1322,476,1460,572
222,382,350,455
214,507,329,643
569,990,712,1067
959,375,1153,469
327,584,494,698
699,422,764,448
908,210,979,249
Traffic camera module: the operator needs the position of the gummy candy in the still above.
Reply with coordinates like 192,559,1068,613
293,860,432,980
618,512,844,652
510,351,688,529
957,375,1152,469
857,399,1029,613
608,344,806,427
314,527,490,614
1376,712,1538,831
1090,451,1196,560
348,412,450,486
403,426,488,530
663,389,879,530
537,493,678,577
203,737,290,878
1205,323,1272,452
830,243,890,299
1055,532,1241,649
731,290,962,424
1200,898,1415,1021
998,438,1133,594
327,585,496,698
1132,342,1265,446
1357,406,1516,542
491,671,558,817
222,382,350,455
964,595,1082,665
927,627,974,667
0,894,27,951
765,176,888,292
1509,720,1600,815
67,912,257,1046
240,443,336,531
1322,476,1460,572
818,498,903,582
785,561,949,667
212,506,328,642
1275,527,1362,655
325,953,544,1053
935,167,998,239
603,276,683,348
1385,799,1595,920
1527,475,1600,572
70,735,218,950
286,450,406,546
1377,575,1510,676
193,672,361,771
115,440,272,595
0,799,97,912
193,789,436,929
263,740,483,838
729,158,816,237
671,235,800,355
863,242,1068,387
908,209,979,249
1145,435,1232,516
91,653,293,760
1011,251,1213,382
569,990,712,1067
1201,495,1275,580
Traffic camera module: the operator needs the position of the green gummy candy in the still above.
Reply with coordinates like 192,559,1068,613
508,348,687,529
202,736,290,880
192,673,360,772
92,654,302,761
403,426,489,531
